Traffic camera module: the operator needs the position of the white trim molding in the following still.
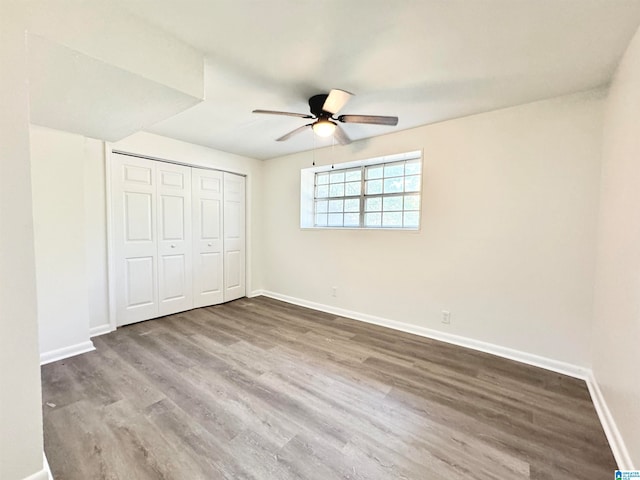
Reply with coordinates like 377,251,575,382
104,143,118,333
44,452,53,480
585,372,634,470
259,291,588,379
21,455,50,480
89,324,113,338
40,340,95,365
21,469,49,480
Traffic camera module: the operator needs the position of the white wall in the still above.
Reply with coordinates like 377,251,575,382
30,126,93,360
0,3,47,480
262,90,604,368
593,24,640,469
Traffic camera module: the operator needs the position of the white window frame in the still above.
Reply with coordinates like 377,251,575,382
300,150,422,230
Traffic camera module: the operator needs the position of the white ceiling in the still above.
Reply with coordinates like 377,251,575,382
112,1,640,159
28,34,201,142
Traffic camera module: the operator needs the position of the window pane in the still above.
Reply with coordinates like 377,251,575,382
364,212,381,227
329,183,345,197
345,181,361,196
403,211,419,228
344,198,359,212
344,213,359,227
366,165,383,179
405,159,421,175
383,196,403,211
404,195,420,211
365,197,382,211
316,173,329,185
315,200,328,213
384,162,404,178
310,154,421,230
328,213,343,226
383,177,403,194
405,175,420,192
329,171,345,183
382,211,402,227
328,199,343,213
315,213,327,226
315,185,329,198
345,169,362,181
366,179,382,195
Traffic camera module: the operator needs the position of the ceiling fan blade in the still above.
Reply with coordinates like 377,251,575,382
333,124,352,145
322,89,353,114
253,109,313,119
276,123,312,142
337,114,398,126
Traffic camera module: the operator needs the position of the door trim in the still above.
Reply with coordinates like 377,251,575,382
111,149,247,176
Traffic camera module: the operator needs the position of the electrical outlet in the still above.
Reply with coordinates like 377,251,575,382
331,286,338,297
441,310,451,324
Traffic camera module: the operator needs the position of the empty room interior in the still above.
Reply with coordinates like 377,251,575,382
3,1,640,479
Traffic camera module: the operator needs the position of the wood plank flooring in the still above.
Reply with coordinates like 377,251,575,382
41,297,616,479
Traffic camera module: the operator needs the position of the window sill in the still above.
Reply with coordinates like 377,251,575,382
300,226,421,232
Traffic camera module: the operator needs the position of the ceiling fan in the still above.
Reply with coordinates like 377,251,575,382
252,89,398,144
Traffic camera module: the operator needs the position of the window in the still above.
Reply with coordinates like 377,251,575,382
306,152,422,230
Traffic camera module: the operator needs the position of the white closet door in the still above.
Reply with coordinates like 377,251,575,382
156,162,193,316
192,168,224,307
111,154,158,326
223,172,246,302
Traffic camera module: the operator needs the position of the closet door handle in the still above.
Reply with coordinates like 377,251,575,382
170,244,176,248
207,243,213,247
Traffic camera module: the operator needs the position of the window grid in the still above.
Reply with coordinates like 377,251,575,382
314,158,421,229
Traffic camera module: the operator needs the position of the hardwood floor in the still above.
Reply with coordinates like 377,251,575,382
41,297,616,479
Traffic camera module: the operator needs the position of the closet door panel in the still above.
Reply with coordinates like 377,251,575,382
223,172,245,302
157,163,193,316
192,169,224,307
125,257,155,307
112,154,159,325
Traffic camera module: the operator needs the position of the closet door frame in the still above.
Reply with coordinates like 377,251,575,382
106,147,247,332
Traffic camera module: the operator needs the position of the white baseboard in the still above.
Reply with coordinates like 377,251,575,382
44,452,53,480
89,324,112,337
22,464,50,480
22,470,49,480
247,290,265,298
585,372,633,470
259,290,635,469
259,290,588,379
20,453,54,480
40,340,95,365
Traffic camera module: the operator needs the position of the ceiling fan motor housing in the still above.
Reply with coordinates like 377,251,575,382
309,94,331,118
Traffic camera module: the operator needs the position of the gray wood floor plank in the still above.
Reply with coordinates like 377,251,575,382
42,297,616,479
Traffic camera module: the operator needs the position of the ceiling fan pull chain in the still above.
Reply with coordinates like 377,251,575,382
331,134,335,169
312,133,316,166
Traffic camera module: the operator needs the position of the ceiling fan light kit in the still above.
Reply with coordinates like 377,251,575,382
312,119,336,137
253,89,399,145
